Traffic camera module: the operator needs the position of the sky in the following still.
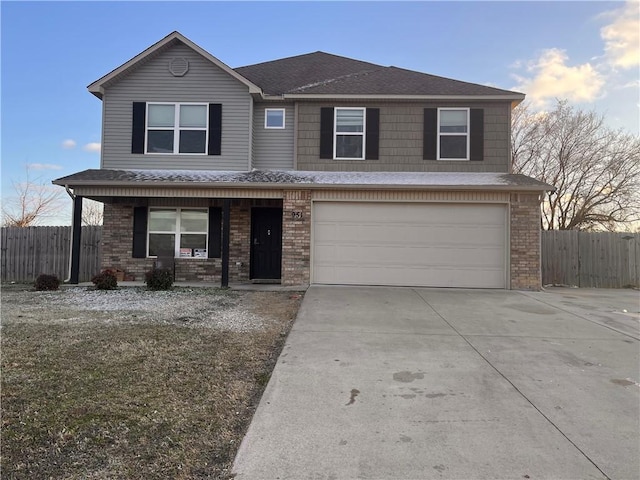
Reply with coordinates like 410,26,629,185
1,0,639,225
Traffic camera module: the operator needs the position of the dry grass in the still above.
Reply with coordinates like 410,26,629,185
1,285,303,479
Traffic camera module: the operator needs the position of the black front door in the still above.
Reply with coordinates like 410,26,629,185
250,208,282,279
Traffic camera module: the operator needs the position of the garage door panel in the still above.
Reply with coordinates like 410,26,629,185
315,223,505,246
315,202,504,224
314,264,505,289
312,202,507,289
315,244,505,267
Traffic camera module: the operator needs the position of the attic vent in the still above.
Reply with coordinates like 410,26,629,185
169,57,189,77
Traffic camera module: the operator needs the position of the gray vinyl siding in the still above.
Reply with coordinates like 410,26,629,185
252,104,295,170
101,43,251,171
296,101,511,172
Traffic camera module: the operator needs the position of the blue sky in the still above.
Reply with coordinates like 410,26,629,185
1,1,638,224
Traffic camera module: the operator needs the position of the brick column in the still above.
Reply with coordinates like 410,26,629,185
510,193,542,290
229,201,251,282
282,190,311,286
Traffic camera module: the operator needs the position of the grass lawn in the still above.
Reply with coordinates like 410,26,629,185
1,285,303,479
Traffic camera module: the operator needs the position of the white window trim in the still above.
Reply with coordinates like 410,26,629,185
147,207,208,258
264,108,286,129
334,107,366,160
145,102,209,155
437,107,470,161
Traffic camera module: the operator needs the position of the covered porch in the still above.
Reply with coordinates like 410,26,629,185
53,171,312,287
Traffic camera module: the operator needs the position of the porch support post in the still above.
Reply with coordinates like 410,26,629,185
221,199,231,288
69,195,83,284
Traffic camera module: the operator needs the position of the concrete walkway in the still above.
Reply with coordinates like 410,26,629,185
233,286,639,480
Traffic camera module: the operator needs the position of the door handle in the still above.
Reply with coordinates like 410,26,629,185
253,238,260,245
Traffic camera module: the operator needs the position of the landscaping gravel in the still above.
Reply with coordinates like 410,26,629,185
1,286,288,332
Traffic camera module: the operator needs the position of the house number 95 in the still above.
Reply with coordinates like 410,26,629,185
291,211,303,220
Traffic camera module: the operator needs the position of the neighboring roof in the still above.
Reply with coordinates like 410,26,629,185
236,52,523,99
87,31,261,99
53,169,553,192
87,31,524,102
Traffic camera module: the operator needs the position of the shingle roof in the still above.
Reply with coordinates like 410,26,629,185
53,169,552,191
235,51,522,97
235,52,381,96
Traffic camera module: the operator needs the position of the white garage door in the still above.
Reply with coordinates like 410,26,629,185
312,202,507,288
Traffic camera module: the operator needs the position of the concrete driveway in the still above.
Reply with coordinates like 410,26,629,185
232,286,640,480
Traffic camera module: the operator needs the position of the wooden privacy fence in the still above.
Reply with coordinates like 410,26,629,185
1,226,102,283
542,231,639,288
1,226,638,287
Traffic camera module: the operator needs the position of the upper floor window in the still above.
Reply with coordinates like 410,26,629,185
319,107,379,160
265,108,285,129
334,108,366,159
146,103,208,154
147,208,208,258
438,108,469,160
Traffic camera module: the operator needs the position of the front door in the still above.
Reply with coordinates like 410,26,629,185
250,208,282,280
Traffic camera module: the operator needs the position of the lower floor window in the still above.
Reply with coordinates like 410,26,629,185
148,208,208,258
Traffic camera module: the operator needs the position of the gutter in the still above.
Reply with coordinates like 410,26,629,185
278,94,526,102
53,180,553,193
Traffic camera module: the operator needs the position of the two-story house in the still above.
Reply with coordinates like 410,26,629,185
54,31,552,290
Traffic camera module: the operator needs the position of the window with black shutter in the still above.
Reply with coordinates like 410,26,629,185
130,102,222,156
423,107,484,161
320,107,379,160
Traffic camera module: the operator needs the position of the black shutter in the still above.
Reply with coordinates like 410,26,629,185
132,207,148,258
208,207,222,258
365,108,379,160
423,108,437,160
208,103,222,156
319,107,334,159
132,102,146,154
470,109,484,161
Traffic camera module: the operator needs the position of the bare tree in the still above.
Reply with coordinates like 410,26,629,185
512,100,640,231
1,166,65,227
82,199,104,226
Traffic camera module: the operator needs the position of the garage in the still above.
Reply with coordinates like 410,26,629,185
312,202,507,288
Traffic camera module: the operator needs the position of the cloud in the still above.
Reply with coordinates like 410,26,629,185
600,0,640,69
511,48,605,108
618,79,640,90
28,163,63,171
61,139,76,149
83,142,101,153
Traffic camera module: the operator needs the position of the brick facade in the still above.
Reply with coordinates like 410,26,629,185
102,203,155,279
510,193,542,290
102,203,223,282
101,199,285,284
101,191,542,290
281,190,312,286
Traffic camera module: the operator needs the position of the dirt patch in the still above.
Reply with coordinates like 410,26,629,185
1,284,304,479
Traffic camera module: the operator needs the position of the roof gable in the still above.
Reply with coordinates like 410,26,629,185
87,31,261,99
87,32,524,102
